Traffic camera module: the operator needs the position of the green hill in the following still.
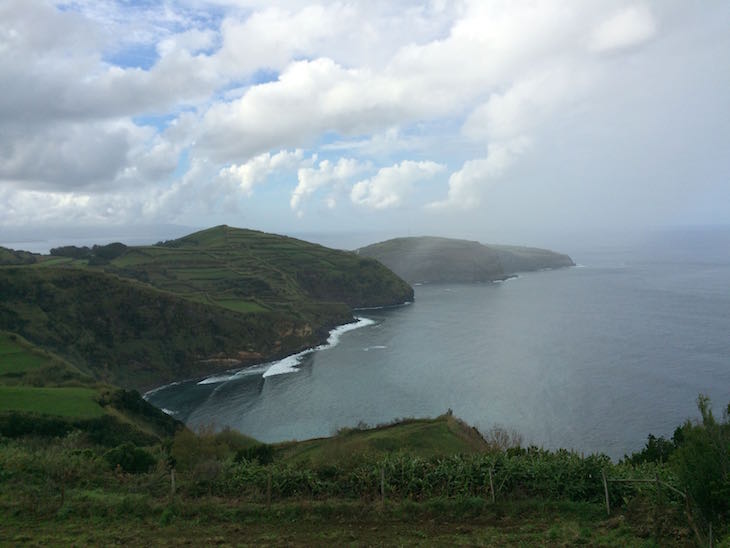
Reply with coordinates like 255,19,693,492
357,236,574,284
276,414,490,465
0,330,180,444
0,226,412,390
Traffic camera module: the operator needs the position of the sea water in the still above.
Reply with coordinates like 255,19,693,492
146,227,730,459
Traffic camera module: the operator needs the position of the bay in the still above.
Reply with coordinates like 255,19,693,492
146,228,730,460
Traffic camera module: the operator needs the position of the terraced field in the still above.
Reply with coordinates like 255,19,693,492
103,226,413,313
0,226,413,390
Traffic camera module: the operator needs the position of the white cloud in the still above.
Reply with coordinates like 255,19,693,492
0,1,728,231
590,5,657,53
462,64,592,142
220,149,305,195
195,58,416,162
291,158,367,212
351,160,445,209
429,137,531,210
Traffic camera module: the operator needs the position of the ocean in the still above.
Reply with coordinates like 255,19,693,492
146,227,730,459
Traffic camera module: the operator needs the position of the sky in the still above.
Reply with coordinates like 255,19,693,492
1,0,729,247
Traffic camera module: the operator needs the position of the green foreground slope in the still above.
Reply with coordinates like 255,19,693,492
0,414,697,546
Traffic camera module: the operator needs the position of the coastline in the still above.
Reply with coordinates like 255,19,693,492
143,314,378,401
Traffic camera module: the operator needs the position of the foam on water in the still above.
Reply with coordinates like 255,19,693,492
197,364,270,385
263,317,375,378
143,380,181,400
364,345,387,351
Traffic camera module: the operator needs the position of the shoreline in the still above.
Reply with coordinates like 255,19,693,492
143,314,379,401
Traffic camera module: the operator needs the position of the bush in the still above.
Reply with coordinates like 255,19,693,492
172,426,255,472
623,433,677,465
104,442,156,473
670,395,730,527
235,443,274,465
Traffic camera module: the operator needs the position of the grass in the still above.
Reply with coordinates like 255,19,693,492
277,415,489,465
0,332,88,384
105,225,412,311
0,352,46,375
213,299,267,313
0,332,46,375
0,495,683,546
0,386,104,418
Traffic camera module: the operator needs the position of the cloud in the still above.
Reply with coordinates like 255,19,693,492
195,58,414,163
590,5,657,53
0,1,728,232
429,138,531,210
291,158,367,212
351,160,445,209
0,1,219,127
462,63,593,142
220,149,305,195
0,120,155,191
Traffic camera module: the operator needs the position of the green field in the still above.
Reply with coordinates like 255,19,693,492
0,332,87,384
0,352,45,375
278,415,489,465
0,386,104,417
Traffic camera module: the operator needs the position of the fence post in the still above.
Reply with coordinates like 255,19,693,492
654,473,662,541
170,468,176,498
709,521,713,548
488,468,495,503
380,467,385,504
601,469,610,516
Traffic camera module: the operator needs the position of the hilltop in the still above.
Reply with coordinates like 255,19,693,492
0,225,412,390
357,236,574,284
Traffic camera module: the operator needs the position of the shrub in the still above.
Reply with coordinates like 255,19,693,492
104,442,156,473
172,426,254,472
623,433,676,465
670,395,730,527
235,443,274,465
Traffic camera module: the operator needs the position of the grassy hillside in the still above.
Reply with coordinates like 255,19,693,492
0,225,412,390
0,268,350,390
357,236,574,284
98,225,413,311
277,415,489,465
0,330,180,444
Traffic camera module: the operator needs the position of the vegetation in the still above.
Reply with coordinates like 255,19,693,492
0,225,413,390
357,236,574,283
0,246,37,266
0,412,700,545
0,226,724,543
0,329,181,449
0,386,104,418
